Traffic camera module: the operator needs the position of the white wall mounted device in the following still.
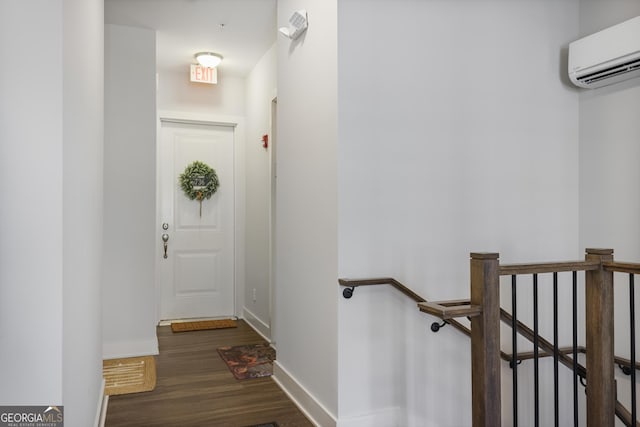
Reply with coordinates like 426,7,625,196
279,10,308,40
568,16,640,89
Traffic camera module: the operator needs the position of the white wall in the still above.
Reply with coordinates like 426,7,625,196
157,69,246,117
274,1,339,424
103,24,158,358
0,1,104,425
0,0,64,406
578,2,640,261
63,1,105,424
244,44,277,338
578,2,640,418
338,1,580,426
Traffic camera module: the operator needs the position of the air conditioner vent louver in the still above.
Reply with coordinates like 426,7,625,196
576,58,640,86
569,16,640,89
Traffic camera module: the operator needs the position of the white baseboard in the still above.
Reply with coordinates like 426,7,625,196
336,407,405,427
102,337,158,360
93,378,107,427
242,307,271,342
272,361,336,427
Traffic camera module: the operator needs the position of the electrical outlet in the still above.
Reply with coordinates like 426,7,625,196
252,288,257,302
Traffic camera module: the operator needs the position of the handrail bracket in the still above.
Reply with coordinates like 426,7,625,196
342,286,355,299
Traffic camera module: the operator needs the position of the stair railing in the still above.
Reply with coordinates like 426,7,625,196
465,249,612,427
603,257,640,427
339,248,640,427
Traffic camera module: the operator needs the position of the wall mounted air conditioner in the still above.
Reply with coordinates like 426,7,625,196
568,16,640,89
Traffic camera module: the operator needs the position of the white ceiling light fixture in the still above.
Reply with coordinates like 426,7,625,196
195,52,223,68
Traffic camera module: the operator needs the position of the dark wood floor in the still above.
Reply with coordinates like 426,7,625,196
105,321,313,427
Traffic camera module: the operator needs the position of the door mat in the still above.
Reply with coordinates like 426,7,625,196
217,343,275,380
103,355,156,396
171,318,237,333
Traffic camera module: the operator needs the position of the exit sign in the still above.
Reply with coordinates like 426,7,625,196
190,64,218,84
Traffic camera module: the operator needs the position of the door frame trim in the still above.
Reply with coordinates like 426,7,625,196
269,96,277,345
155,110,246,323
159,117,237,128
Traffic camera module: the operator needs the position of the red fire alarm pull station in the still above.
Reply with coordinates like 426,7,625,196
262,134,269,149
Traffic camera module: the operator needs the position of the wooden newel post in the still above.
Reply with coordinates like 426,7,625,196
470,252,501,427
585,248,615,427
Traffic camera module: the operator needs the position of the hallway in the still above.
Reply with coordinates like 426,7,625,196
106,321,312,427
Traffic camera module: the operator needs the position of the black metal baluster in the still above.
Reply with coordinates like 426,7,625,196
533,273,539,427
512,274,518,427
572,271,578,427
553,272,559,427
630,274,637,424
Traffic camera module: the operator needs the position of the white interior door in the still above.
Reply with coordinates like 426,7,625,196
158,119,235,320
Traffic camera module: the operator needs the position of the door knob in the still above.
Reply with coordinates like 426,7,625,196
162,233,169,259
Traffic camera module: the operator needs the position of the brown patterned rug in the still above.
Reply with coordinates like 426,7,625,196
217,343,275,380
171,318,237,332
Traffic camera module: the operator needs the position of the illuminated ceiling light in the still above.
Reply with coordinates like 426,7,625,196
194,52,223,68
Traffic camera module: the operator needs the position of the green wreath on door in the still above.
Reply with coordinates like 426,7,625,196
179,161,220,217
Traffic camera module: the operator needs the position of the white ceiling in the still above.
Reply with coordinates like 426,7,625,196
105,0,277,77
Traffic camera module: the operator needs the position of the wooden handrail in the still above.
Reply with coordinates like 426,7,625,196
497,258,640,277
500,309,586,378
422,297,640,374
338,277,471,337
338,277,425,302
508,345,640,375
508,346,584,362
339,278,520,364
418,300,482,320
615,355,640,372
604,261,640,275
616,400,640,427
499,260,600,276
339,278,640,371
